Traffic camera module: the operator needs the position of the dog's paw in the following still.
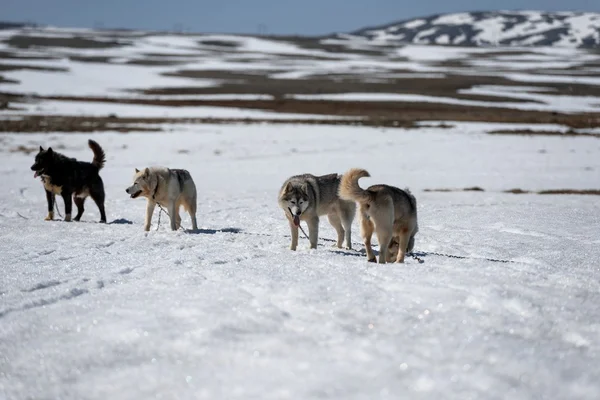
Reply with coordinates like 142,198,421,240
44,212,54,221
64,214,72,222
368,257,377,263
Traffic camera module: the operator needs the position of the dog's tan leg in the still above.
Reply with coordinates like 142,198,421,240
360,208,376,262
288,218,299,251
144,200,156,231
186,198,198,231
45,212,54,221
386,237,399,263
340,202,355,250
395,229,411,263
168,201,178,231
307,216,319,249
327,212,344,248
375,228,392,264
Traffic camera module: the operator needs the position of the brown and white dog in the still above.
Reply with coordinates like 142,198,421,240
339,168,418,263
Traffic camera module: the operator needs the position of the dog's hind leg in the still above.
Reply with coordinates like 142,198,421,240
307,216,319,249
407,234,415,253
327,212,344,249
45,189,54,221
394,228,411,263
375,227,392,264
144,200,156,231
74,196,86,221
61,192,73,222
168,201,178,231
372,200,394,264
175,199,182,229
360,208,376,262
184,197,198,231
340,201,355,249
89,184,107,223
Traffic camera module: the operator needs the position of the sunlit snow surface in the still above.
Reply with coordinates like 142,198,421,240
1,124,600,399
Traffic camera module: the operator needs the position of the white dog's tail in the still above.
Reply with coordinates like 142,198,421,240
339,168,372,204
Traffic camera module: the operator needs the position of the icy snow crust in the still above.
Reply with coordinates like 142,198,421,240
1,124,600,399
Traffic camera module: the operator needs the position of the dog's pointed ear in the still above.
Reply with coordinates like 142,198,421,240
300,182,308,192
285,181,293,193
47,147,53,154
135,168,140,173
39,146,44,152
143,168,149,176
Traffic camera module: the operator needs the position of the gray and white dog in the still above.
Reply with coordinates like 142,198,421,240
126,167,198,231
278,173,356,250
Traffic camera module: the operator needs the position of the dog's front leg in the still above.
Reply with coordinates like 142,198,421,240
144,200,156,231
288,218,299,251
44,189,54,221
307,216,319,249
168,201,178,231
61,192,72,222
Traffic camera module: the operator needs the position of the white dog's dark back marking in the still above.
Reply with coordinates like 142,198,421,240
171,169,190,191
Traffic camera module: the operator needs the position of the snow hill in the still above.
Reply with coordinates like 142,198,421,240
346,11,600,48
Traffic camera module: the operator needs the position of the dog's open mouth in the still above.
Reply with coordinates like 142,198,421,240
32,169,43,178
293,215,300,226
130,190,142,199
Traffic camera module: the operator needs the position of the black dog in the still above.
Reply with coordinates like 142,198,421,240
31,140,107,223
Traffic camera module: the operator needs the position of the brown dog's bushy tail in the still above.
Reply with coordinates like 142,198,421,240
89,139,106,170
339,168,372,203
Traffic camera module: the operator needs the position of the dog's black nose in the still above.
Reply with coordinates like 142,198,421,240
295,211,301,216
125,189,129,193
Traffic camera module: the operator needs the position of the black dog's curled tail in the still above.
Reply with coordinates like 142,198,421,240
88,139,106,170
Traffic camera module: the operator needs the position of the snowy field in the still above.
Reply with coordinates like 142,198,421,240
1,124,600,399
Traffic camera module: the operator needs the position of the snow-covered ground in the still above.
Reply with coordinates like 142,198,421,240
1,124,600,399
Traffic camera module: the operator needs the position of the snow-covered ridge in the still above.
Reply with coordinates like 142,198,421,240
346,11,600,48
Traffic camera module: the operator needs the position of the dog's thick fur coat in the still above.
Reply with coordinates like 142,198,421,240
126,167,198,231
30,140,107,222
339,168,418,263
278,173,356,250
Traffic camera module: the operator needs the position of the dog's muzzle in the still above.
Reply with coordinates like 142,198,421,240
31,166,43,178
126,188,142,199
288,207,301,227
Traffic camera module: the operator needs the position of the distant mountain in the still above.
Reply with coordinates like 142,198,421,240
346,11,600,48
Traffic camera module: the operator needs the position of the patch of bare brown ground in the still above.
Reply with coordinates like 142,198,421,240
424,187,485,192
425,188,600,195
489,129,600,138
0,115,409,133
504,189,600,195
3,94,599,129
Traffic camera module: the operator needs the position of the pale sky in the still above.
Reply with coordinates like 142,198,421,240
2,0,599,35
